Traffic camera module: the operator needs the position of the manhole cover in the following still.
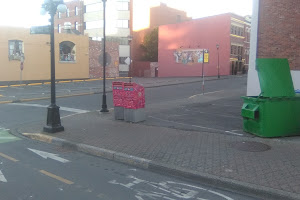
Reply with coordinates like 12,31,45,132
230,141,271,152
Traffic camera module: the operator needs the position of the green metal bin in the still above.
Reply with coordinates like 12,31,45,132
241,58,300,137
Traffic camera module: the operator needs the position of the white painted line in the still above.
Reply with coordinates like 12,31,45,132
0,170,7,182
149,116,244,136
189,90,224,99
225,131,244,136
9,103,89,114
28,148,70,163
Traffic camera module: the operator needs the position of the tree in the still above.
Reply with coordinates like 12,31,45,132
140,28,158,62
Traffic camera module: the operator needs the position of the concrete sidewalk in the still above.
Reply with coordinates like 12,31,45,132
18,111,300,200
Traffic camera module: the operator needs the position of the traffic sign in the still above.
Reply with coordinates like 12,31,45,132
30,25,50,34
98,52,112,66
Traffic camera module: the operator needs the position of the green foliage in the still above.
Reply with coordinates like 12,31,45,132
140,28,158,62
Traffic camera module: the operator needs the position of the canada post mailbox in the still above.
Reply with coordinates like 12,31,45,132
112,82,124,107
123,83,145,109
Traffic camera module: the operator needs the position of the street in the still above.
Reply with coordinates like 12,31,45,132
0,128,255,200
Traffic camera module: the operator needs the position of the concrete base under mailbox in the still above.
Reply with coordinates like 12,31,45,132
114,106,124,120
124,108,146,123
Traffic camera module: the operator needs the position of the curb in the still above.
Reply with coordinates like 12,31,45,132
0,76,242,105
21,132,300,200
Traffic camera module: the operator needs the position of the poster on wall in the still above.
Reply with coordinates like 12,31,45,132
173,49,204,65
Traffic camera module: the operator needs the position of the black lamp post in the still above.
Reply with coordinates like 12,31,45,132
41,0,67,133
216,44,220,79
100,0,109,112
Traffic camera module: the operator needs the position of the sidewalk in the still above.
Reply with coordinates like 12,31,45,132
18,111,300,200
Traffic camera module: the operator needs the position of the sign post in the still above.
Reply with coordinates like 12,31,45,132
202,49,209,94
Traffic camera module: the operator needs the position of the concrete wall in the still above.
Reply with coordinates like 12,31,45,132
158,14,231,77
0,27,89,82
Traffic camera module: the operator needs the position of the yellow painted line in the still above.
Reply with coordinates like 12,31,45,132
0,95,3,97
28,83,42,86
106,78,115,80
22,133,53,144
0,86,8,88
85,79,99,82
59,81,71,83
0,152,19,162
20,97,50,102
40,170,74,185
44,82,51,85
72,80,84,82
0,101,13,104
10,84,21,87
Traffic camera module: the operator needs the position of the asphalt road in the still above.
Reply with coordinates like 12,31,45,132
0,129,256,200
0,77,258,199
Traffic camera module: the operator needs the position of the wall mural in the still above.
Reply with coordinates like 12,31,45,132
173,49,204,65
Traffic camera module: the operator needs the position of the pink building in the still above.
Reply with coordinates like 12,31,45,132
158,13,251,77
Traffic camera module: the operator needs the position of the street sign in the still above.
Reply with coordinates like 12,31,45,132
125,57,131,65
30,25,50,34
99,52,112,66
204,53,209,63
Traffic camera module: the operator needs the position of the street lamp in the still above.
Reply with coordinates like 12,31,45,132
127,35,133,83
100,0,109,112
216,44,220,79
41,0,67,133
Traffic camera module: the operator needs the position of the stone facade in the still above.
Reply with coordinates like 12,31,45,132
89,40,119,78
258,0,300,70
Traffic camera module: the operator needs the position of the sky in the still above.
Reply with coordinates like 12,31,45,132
0,0,253,28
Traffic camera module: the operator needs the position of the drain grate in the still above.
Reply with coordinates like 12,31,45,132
230,141,271,152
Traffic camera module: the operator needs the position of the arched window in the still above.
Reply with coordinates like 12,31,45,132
59,41,76,62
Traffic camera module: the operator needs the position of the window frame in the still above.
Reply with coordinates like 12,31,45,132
8,40,24,61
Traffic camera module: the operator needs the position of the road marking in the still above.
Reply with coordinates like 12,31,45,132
225,131,243,136
0,170,7,182
9,103,89,114
0,94,3,97
0,86,8,88
44,82,51,85
110,175,234,200
39,170,74,185
73,80,84,82
59,80,72,83
28,83,42,86
189,90,224,99
149,116,244,136
28,148,70,163
0,152,19,162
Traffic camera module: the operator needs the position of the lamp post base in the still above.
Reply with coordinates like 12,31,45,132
44,104,64,133
100,94,109,113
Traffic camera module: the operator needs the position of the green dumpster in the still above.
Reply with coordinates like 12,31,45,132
241,58,300,137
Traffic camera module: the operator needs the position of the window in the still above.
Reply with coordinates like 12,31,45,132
58,12,61,18
75,6,78,15
8,40,24,61
58,24,61,33
67,8,70,17
86,21,103,29
59,41,76,62
75,22,79,30
116,20,129,28
86,3,102,13
117,2,129,10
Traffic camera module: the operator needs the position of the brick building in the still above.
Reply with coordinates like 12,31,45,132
54,0,84,34
157,13,250,77
247,0,300,96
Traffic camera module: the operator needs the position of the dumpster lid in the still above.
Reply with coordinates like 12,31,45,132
256,58,295,97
